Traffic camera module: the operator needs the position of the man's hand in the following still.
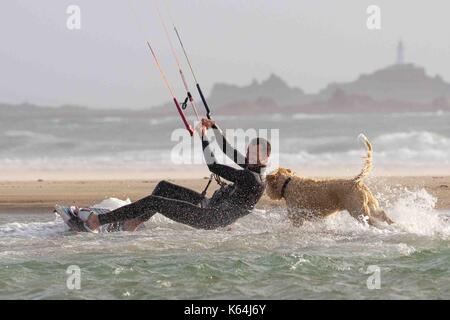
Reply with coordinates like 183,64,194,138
201,118,215,130
200,118,215,135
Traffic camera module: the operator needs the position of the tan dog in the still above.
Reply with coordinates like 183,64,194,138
266,135,394,226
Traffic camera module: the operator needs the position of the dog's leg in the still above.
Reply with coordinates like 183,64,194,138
347,196,376,225
348,209,375,225
287,208,322,227
371,209,394,224
366,190,395,224
346,186,390,225
287,208,305,227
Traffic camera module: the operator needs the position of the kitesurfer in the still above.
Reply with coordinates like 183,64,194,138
80,118,271,231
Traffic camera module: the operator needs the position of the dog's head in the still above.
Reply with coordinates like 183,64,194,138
266,167,294,200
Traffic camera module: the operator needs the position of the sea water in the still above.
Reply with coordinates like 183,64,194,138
0,111,449,171
1,187,449,299
1,110,449,298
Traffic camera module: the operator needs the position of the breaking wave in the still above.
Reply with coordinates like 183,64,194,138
280,131,450,167
0,131,448,169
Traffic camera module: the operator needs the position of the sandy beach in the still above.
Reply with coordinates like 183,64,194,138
1,173,449,214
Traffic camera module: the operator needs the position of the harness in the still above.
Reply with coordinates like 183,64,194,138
201,173,227,197
281,177,292,198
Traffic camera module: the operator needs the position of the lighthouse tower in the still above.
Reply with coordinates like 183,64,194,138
396,40,404,65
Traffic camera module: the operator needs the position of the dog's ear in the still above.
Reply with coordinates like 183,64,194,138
267,167,280,176
266,172,277,181
279,167,293,175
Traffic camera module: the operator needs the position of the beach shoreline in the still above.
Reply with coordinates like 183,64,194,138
1,175,449,214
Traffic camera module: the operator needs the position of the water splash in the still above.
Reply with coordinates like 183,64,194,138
376,185,450,238
0,188,449,299
1,186,449,241
0,217,66,239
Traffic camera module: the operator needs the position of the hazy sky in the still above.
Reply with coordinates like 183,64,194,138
1,0,449,109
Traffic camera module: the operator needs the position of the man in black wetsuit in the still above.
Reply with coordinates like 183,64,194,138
82,118,271,231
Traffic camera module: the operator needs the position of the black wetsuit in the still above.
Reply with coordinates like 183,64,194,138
97,126,266,229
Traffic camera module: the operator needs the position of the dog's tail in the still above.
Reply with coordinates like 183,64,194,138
353,134,373,184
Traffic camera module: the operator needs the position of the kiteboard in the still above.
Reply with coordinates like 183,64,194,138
54,205,124,233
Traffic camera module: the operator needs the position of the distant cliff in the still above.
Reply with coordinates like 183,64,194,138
206,64,450,114
3,63,450,115
208,73,307,107
319,64,450,103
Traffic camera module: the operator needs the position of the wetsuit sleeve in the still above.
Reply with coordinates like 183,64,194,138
202,134,247,184
211,124,247,168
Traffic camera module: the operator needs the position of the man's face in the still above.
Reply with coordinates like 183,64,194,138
247,143,269,166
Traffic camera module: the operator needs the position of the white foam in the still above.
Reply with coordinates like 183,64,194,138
228,186,450,250
381,187,450,238
299,187,450,240
0,130,448,169
0,197,132,238
292,113,337,120
0,187,449,246
396,243,416,256
0,218,66,238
